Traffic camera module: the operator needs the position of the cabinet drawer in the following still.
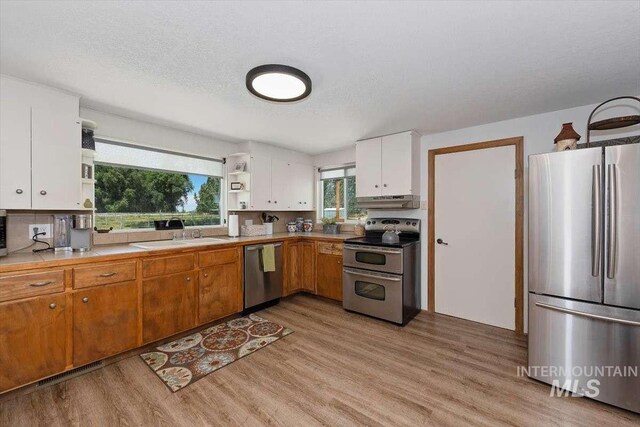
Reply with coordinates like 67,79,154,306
73,261,137,289
317,242,343,256
0,270,65,303
199,247,238,268
142,253,194,278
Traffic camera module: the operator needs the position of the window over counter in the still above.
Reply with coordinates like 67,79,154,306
94,140,224,230
318,165,366,222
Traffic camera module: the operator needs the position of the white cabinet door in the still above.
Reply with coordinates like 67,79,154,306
290,162,314,210
355,137,382,197
381,133,412,196
271,159,291,210
31,107,82,210
0,83,32,209
249,155,272,210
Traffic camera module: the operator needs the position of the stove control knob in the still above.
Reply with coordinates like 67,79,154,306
406,221,410,225
412,222,417,226
372,221,376,224
367,221,371,225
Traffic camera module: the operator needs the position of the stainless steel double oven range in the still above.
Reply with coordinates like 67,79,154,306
343,218,420,325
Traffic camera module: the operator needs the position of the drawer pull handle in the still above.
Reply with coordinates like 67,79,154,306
40,190,47,195
29,281,53,287
49,303,57,309
16,188,23,194
82,297,89,303
98,272,117,278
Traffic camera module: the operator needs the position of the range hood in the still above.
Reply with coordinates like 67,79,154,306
356,195,420,209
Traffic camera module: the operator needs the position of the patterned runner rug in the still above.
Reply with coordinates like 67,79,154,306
140,313,293,392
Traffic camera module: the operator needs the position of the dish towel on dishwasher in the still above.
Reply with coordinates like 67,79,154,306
262,244,276,272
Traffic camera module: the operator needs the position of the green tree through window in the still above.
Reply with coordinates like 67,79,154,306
94,164,222,229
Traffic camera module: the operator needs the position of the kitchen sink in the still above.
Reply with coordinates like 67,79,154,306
130,237,228,250
130,240,188,249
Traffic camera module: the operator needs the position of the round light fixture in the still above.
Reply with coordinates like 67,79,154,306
246,64,312,102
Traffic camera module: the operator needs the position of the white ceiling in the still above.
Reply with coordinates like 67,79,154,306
1,1,639,154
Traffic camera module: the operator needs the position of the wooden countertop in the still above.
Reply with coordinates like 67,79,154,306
0,232,355,273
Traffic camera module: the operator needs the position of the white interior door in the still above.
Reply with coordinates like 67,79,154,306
434,145,515,330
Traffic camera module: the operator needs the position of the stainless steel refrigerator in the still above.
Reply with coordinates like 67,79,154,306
528,142,639,413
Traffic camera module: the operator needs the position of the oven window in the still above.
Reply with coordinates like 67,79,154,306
355,252,386,265
355,281,385,301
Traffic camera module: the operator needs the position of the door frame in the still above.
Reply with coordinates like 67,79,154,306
428,136,524,333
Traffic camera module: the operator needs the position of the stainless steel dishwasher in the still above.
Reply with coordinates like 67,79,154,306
244,242,284,310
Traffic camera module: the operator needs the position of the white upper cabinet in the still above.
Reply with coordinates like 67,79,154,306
291,162,314,209
0,79,32,209
0,76,81,210
356,131,420,197
31,106,82,209
270,158,289,209
246,156,314,211
249,155,272,210
355,137,382,197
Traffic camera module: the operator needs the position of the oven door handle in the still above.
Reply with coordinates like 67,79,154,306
343,268,402,282
344,245,403,254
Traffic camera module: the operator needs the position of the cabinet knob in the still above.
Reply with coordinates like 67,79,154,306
374,185,379,188
299,202,302,204
383,184,387,188
40,190,47,195
49,303,57,309
16,188,23,194
82,297,89,303
268,200,271,203
186,277,191,282
274,201,277,204
203,273,209,278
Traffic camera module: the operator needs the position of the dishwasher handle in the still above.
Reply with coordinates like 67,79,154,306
246,242,283,251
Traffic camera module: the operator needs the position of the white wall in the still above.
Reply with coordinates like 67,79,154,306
81,108,238,159
312,146,355,168
238,140,314,165
317,99,640,332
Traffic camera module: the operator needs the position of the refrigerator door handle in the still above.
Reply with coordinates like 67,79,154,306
607,164,618,280
591,164,601,277
535,302,640,326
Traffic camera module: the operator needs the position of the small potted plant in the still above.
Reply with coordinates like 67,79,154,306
321,217,341,234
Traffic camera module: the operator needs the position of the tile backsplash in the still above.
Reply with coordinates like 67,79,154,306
232,211,316,233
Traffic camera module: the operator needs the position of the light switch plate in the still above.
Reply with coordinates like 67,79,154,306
29,223,51,239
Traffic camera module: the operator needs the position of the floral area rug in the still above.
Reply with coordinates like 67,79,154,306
140,313,293,392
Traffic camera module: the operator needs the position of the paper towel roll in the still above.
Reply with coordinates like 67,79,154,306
228,214,239,237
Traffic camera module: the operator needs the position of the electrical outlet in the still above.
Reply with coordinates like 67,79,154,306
29,223,51,239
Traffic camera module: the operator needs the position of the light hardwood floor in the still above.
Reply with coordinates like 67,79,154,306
1,295,638,426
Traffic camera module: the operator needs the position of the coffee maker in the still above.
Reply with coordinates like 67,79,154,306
53,214,92,252
70,215,92,252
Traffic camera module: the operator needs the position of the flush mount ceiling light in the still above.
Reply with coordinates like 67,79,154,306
246,64,312,102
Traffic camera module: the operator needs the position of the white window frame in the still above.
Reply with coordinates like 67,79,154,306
317,163,362,223
94,138,226,231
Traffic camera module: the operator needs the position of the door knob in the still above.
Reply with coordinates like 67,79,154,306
436,238,449,246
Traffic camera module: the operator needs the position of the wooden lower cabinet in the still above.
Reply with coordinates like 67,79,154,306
301,241,316,293
199,262,242,324
0,293,67,392
284,242,302,296
73,281,138,366
316,251,343,301
143,271,197,343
